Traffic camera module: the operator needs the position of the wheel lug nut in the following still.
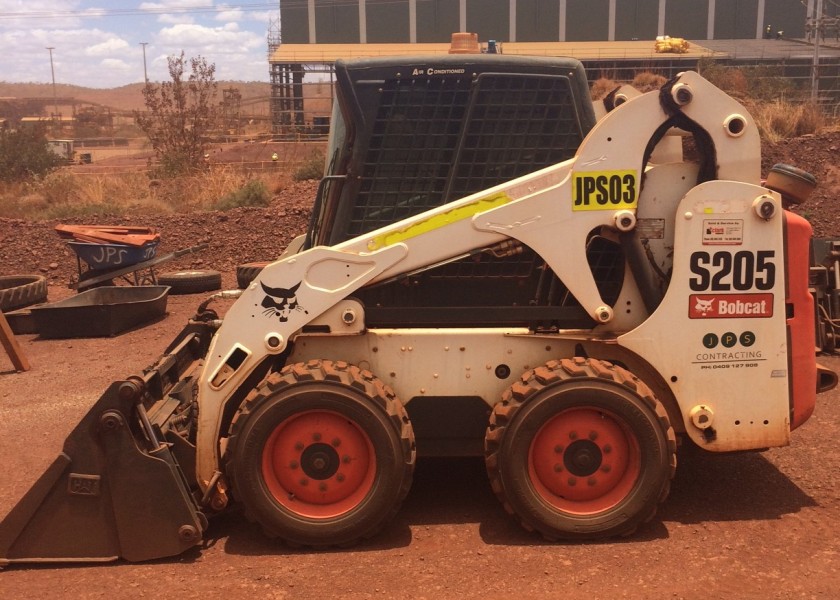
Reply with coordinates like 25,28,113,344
554,463,563,473
601,464,612,473
299,478,309,486
588,431,598,441
313,432,322,442
319,483,328,492
294,442,304,451
336,473,345,482
289,461,299,469
554,444,564,454
567,477,577,486
587,477,597,486
569,431,578,440
332,438,341,447
603,444,612,454
342,455,351,464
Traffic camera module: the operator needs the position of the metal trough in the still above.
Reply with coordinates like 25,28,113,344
29,286,170,338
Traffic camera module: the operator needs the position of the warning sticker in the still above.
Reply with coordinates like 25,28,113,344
702,219,743,245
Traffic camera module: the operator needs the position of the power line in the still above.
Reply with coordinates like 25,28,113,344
0,3,279,20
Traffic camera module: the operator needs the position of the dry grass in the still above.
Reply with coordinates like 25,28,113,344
0,166,297,220
750,100,824,143
590,77,620,101
589,66,830,143
631,72,667,93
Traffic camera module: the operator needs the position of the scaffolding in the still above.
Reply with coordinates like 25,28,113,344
268,18,336,138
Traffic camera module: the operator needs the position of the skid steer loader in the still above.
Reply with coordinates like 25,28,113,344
1,55,836,566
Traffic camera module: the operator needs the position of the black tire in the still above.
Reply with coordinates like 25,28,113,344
157,270,222,294
236,261,269,289
226,359,416,547
485,357,676,540
0,275,48,312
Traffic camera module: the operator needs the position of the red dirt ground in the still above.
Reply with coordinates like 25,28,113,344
1,134,840,598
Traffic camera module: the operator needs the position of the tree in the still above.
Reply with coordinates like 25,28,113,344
135,52,220,176
0,125,62,183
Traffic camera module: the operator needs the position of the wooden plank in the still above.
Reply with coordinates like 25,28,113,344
0,311,30,372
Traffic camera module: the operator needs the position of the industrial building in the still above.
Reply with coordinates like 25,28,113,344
278,0,810,44
268,1,836,134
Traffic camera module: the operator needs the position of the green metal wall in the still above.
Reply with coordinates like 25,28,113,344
279,0,810,44
664,0,709,40
764,0,806,38
367,2,410,42
315,3,359,43
466,0,509,41
279,4,308,43
615,0,660,40
566,0,610,41
416,0,460,42
516,0,560,41
714,0,759,39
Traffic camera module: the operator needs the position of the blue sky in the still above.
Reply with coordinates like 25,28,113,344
0,1,279,88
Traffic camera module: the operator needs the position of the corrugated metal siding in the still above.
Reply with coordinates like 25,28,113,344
615,0,660,40
714,0,759,39
466,0,509,41
566,0,610,41
764,0,805,38
315,3,360,44
664,0,709,39
516,0,560,42
280,5,309,43
417,0,460,42
282,1,809,45
367,2,410,42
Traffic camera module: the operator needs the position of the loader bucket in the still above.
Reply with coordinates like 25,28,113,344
0,327,212,566
0,381,205,566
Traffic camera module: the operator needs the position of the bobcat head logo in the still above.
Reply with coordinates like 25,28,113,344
694,297,715,315
261,281,308,322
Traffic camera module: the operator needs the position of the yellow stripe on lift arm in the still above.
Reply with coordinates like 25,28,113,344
366,192,514,251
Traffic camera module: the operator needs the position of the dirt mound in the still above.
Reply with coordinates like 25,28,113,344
2,131,839,291
762,130,840,238
0,179,318,290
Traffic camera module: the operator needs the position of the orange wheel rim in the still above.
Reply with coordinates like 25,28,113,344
528,407,641,515
261,410,376,518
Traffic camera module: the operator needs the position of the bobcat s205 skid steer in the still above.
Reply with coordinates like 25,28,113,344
0,56,835,565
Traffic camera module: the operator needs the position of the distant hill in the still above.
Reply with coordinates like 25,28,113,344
0,81,271,113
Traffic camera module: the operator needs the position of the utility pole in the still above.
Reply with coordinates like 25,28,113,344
812,0,824,102
140,42,149,83
46,46,57,121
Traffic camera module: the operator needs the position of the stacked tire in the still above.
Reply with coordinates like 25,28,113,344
0,275,48,312
157,270,222,295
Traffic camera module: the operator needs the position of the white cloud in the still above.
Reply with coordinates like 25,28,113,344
216,7,243,22
85,38,130,57
0,1,275,87
158,13,196,25
139,0,213,9
100,58,131,72
156,22,264,51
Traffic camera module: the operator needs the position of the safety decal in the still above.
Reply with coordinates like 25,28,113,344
572,170,637,211
689,293,773,319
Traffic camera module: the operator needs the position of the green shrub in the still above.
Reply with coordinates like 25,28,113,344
213,179,270,210
293,149,325,181
0,126,63,183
